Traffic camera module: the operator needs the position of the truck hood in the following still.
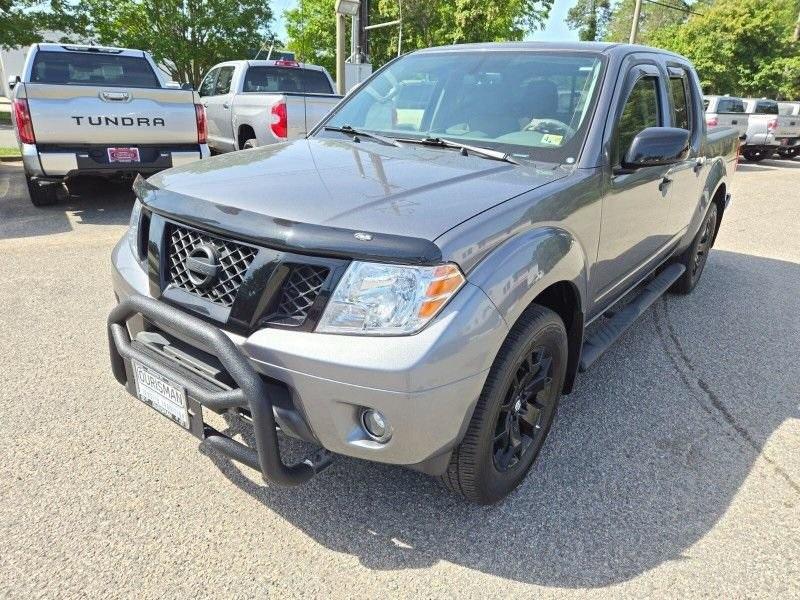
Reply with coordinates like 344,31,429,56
143,138,566,264
150,138,564,237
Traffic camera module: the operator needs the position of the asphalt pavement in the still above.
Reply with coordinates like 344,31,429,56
0,159,797,598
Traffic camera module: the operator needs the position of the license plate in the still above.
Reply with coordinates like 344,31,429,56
107,147,140,163
132,361,190,429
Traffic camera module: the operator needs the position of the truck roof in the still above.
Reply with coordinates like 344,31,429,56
415,40,686,59
210,59,329,73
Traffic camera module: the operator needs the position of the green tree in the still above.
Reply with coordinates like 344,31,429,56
284,0,554,75
649,0,800,98
0,0,84,50
566,0,611,42
602,0,711,43
78,0,273,86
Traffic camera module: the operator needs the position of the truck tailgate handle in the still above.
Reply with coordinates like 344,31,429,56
100,90,131,102
731,119,738,125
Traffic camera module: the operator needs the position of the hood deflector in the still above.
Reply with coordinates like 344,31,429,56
134,176,443,265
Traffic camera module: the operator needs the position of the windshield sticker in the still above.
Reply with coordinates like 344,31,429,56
541,134,564,146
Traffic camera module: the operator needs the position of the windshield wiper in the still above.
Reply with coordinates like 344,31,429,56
323,125,402,148
396,136,521,165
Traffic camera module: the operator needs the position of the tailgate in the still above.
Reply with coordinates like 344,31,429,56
715,113,749,137
773,115,800,139
24,83,199,145
303,95,341,133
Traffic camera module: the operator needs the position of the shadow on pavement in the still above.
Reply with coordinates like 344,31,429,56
0,163,134,240
200,249,799,588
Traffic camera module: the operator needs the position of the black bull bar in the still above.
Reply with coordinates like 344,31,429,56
108,294,331,486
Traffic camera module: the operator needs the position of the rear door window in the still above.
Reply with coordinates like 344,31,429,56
30,50,160,88
243,67,333,94
669,76,690,130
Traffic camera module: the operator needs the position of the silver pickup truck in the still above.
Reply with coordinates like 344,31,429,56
10,43,209,206
742,97,800,161
197,59,341,153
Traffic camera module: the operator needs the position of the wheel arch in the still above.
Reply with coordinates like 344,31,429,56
237,124,256,150
467,226,588,394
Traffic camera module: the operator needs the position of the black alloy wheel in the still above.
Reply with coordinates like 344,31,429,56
493,345,554,472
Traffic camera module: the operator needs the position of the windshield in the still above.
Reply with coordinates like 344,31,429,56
320,50,604,164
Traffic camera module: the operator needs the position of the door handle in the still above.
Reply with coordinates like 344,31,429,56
658,176,673,192
223,102,230,109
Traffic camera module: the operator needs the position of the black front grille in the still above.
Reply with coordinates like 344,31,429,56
270,265,330,325
166,224,258,307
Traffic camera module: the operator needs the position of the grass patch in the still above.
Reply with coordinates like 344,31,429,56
0,146,21,158
0,111,10,125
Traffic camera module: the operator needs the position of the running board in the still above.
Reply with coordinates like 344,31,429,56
579,263,685,372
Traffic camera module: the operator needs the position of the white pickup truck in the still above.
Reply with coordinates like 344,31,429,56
742,97,800,161
197,59,341,153
10,43,209,206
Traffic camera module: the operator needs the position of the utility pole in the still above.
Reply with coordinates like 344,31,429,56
358,0,369,63
629,0,643,44
793,4,800,42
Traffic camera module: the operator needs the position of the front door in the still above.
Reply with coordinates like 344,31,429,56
202,66,235,151
593,64,673,305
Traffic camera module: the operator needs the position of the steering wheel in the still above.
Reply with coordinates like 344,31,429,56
524,118,575,139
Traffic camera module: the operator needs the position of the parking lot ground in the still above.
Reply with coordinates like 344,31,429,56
0,159,798,598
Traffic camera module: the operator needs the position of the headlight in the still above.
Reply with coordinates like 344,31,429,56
127,198,143,258
316,261,466,335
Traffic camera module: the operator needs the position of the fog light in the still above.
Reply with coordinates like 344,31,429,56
361,409,391,442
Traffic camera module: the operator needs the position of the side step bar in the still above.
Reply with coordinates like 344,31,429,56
579,263,685,372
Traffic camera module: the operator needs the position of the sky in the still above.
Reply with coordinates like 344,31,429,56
271,0,580,45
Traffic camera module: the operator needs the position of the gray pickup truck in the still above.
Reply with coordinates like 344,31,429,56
108,42,738,504
10,43,209,206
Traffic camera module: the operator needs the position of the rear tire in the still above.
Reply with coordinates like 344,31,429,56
439,305,568,504
26,176,61,207
670,202,718,295
741,149,765,162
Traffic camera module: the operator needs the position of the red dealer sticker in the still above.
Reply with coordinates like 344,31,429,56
107,147,141,163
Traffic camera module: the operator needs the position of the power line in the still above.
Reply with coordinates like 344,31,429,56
643,0,705,17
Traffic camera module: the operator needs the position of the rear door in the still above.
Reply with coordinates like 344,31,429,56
201,65,236,151
594,62,673,303
665,65,703,236
24,49,198,145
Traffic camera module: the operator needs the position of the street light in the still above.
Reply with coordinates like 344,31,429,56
335,0,361,17
335,0,361,94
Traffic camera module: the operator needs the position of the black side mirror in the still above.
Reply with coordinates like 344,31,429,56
181,82,193,91
623,127,690,168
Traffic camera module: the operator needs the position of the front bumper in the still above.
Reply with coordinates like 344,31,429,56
110,238,507,477
21,142,210,178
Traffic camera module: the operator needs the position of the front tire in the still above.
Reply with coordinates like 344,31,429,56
670,202,718,295
440,305,568,504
